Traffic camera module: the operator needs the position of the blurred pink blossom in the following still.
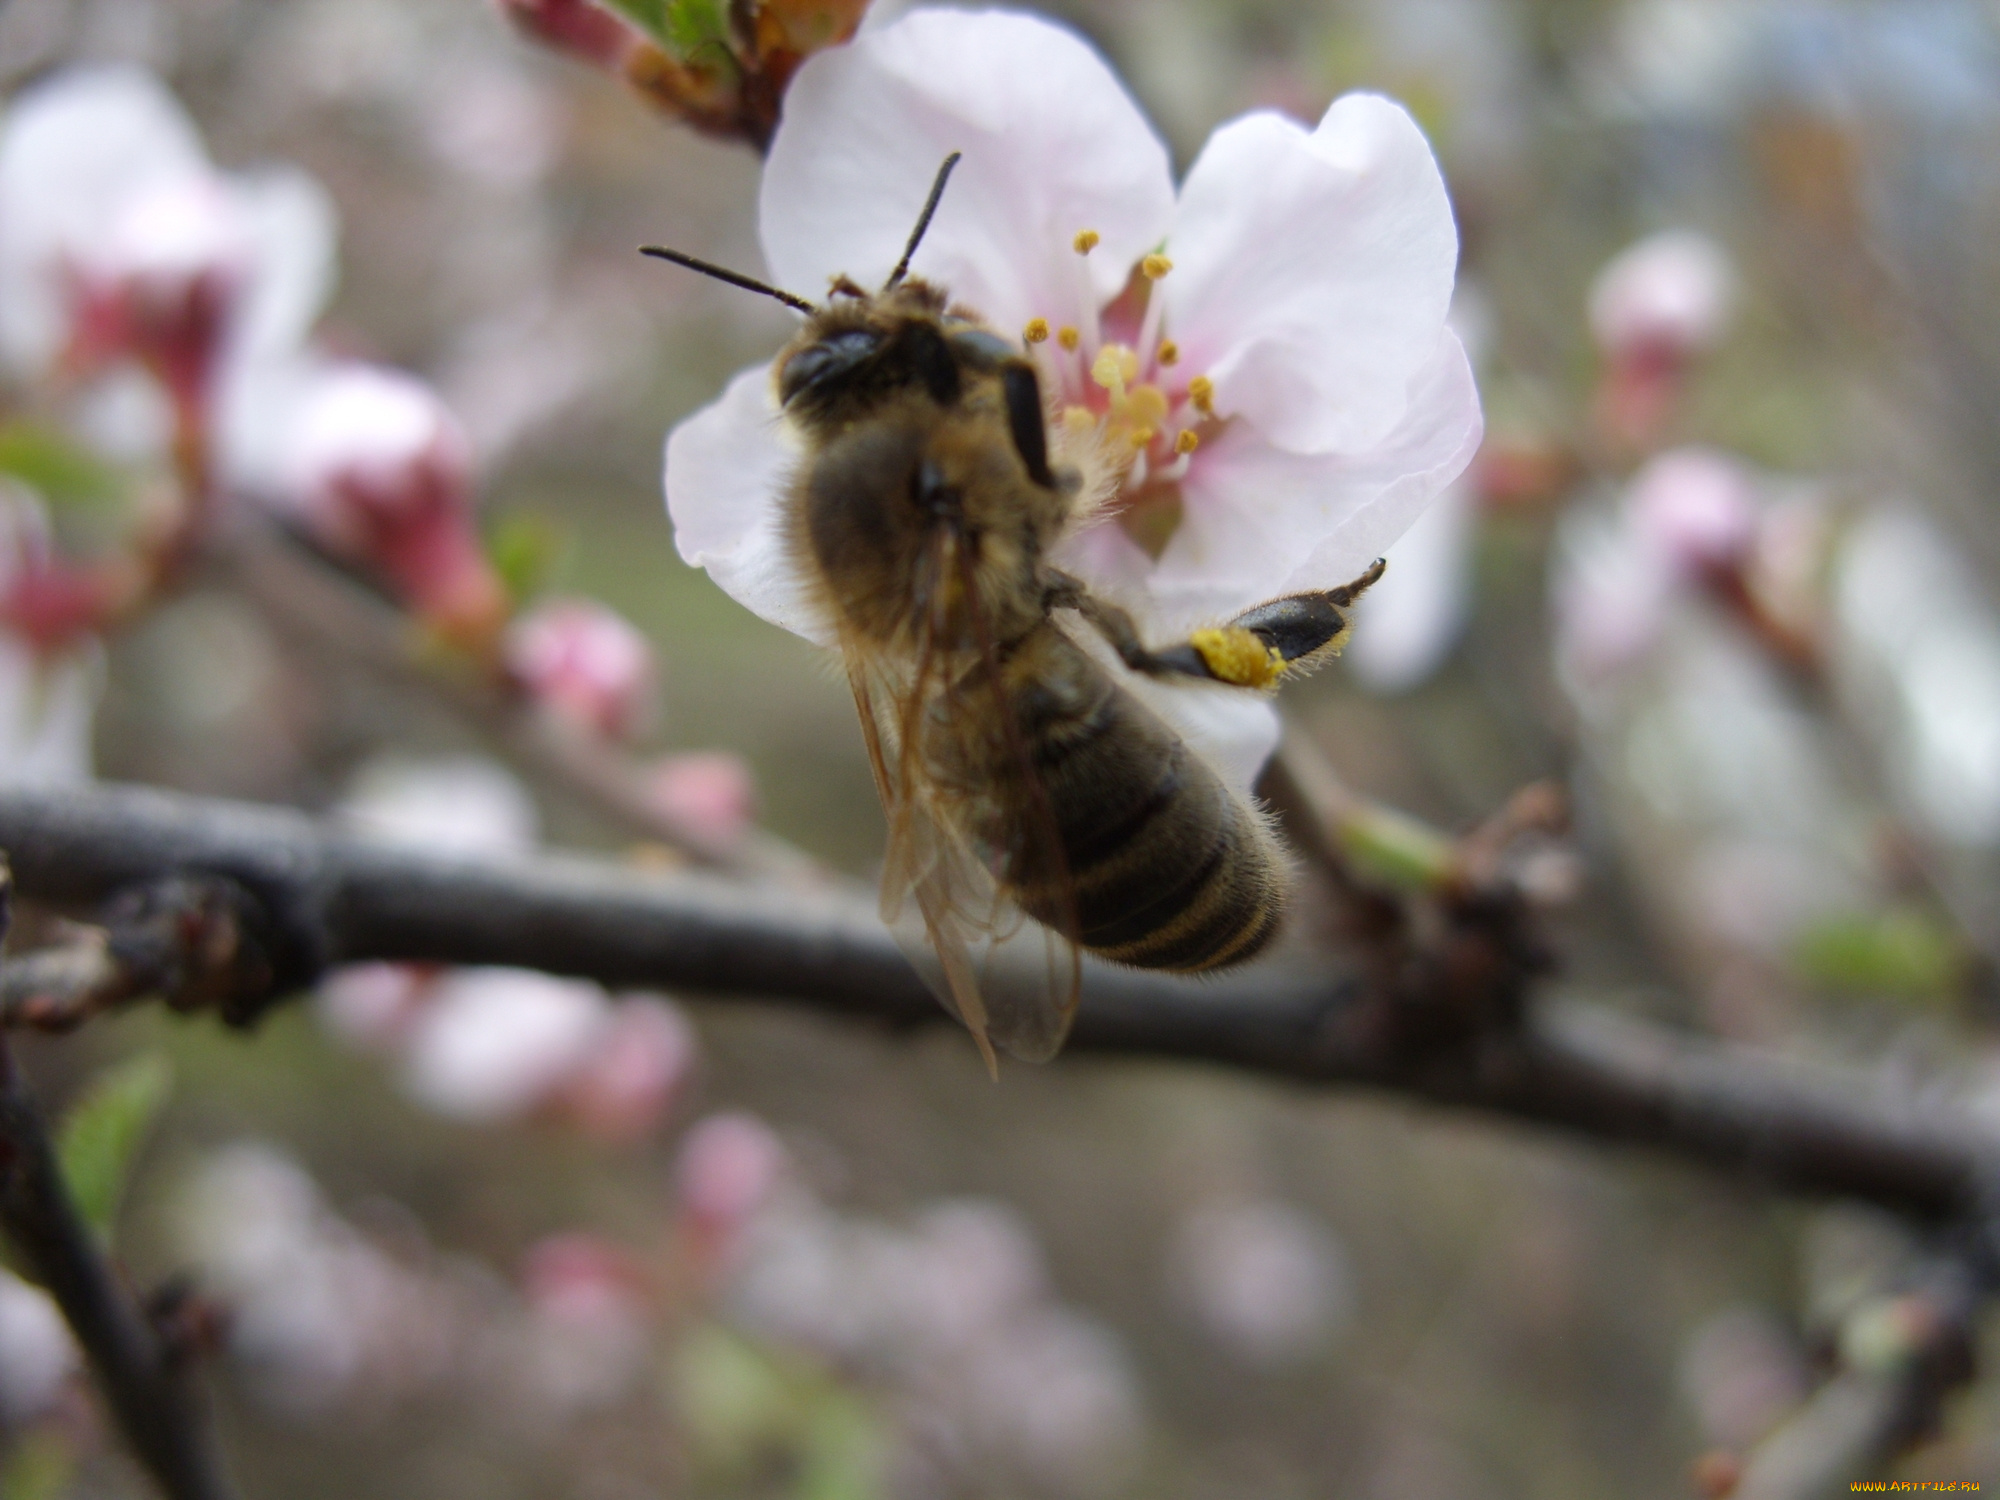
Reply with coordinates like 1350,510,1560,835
336,754,540,857
645,751,758,849
400,968,611,1123
1166,1199,1352,1368
315,962,439,1051
555,995,699,1143
1588,229,1736,364
1588,229,1736,449
0,492,101,786
675,1111,788,1272
496,0,641,73
1550,506,1678,688
0,1268,78,1426
0,68,334,472
516,1232,656,1414
504,597,657,742
281,364,507,643
1627,446,1756,578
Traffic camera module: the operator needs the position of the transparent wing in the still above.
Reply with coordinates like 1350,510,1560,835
839,537,1082,1069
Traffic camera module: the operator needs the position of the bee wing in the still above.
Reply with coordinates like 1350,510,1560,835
841,585,1082,1069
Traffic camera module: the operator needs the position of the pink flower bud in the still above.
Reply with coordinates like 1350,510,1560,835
504,598,657,741
674,1112,785,1255
495,0,641,72
1588,230,1735,364
645,751,757,849
286,365,506,642
315,962,439,1051
65,175,249,414
1626,447,1756,578
400,967,611,1122
554,995,698,1144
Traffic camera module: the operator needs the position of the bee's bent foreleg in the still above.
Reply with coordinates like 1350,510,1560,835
1047,559,1387,691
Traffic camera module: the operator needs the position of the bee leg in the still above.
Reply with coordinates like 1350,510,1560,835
1047,560,1387,690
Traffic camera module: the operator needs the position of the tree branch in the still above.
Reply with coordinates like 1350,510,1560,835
0,873,237,1498
0,782,1992,1224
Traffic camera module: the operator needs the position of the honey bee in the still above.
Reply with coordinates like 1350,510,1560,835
647,155,1383,1068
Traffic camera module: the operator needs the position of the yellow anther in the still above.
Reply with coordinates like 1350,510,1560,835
1157,340,1180,366
1187,374,1215,415
1174,428,1200,455
1125,384,1169,429
1072,229,1101,255
1024,318,1050,344
1091,344,1139,390
1057,325,1080,351
1141,253,1173,280
1130,425,1156,449
1190,627,1285,689
1062,406,1098,436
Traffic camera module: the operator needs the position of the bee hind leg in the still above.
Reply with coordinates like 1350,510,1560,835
1048,560,1387,691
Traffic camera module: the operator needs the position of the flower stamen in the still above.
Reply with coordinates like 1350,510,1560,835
1174,428,1199,455
1057,326,1080,352
1157,340,1180,366
1140,253,1172,280
1024,318,1050,344
1187,374,1215,416
1072,230,1100,255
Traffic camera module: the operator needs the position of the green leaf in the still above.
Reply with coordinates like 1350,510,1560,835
57,1053,173,1241
0,1430,77,1500
1793,908,1961,1001
0,422,125,511
662,0,731,58
487,511,571,609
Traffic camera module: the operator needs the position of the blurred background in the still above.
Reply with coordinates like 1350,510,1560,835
2,0,1999,1495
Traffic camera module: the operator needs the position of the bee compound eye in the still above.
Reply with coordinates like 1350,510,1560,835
945,328,1018,370
778,328,883,406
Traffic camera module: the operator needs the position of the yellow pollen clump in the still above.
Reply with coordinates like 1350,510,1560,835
1062,406,1098,436
1174,428,1200,455
1125,384,1169,429
1157,340,1180,366
1141,253,1173,280
1057,326,1080,351
1072,230,1101,255
1091,344,1140,390
1129,425,1156,449
1190,627,1285,689
1023,318,1050,344
1187,374,1215,415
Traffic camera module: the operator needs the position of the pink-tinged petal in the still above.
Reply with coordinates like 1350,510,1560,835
1164,95,1457,455
663,363,829,644
761,9,1174,337
231,166,337,362
1143,330,1481,636
0,67,209,373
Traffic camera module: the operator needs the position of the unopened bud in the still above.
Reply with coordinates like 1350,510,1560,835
504,597,657,741
646,750,757,849
495,0,641,70
285,365,506,644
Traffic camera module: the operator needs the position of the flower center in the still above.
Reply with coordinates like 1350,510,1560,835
1020,229,1218,551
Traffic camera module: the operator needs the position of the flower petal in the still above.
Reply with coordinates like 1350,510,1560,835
0,66,208,373
761,9,1174,338
1163,95,1457,455
663,364,829,644
1138,329,1481,636
231,166,338,362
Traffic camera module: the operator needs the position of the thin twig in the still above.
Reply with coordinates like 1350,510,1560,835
212,526,825,885
0,869,238,1499
0,782,1994,1222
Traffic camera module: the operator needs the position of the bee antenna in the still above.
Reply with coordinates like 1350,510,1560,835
638,246,816,314
885,151,963,289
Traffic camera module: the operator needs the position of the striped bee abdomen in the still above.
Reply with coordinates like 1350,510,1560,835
957,625,1286,973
